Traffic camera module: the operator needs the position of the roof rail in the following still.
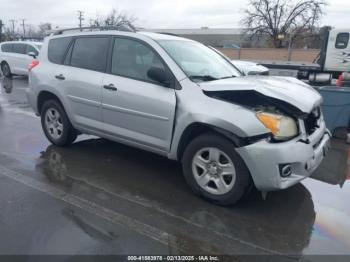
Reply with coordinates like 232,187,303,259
51,24,136,36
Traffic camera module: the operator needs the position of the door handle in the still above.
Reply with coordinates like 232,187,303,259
103,84,117,91
55,74,65,80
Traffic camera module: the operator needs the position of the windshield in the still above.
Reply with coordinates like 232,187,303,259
158,40,241,82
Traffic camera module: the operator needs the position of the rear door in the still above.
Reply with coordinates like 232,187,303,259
11,43,29,74
52,36,110,133
101,37,176,153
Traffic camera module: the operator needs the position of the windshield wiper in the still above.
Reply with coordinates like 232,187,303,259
189,75,218,82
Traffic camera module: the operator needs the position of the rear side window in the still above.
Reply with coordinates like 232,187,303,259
70,37,109,72
12,43,27,54
1,43,13,52
48,37,72,64
26,45,39,56
335,33,349,49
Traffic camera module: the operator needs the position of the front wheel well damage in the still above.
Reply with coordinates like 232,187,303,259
177,123,264,161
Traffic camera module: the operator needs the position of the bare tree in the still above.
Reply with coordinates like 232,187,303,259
89,9,136,29
241,0,327,48
38,23,52,35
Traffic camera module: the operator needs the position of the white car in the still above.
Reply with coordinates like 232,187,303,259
231,60,269,76
0,41,42,77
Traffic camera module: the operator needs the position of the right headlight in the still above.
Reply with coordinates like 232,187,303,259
256,112,298,141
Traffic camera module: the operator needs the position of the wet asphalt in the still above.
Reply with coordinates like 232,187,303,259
0,76,349,259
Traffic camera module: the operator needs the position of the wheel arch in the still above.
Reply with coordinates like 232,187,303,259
176,122,244,161
37,90,64,115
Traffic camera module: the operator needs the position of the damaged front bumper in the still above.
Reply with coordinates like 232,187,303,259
236,120,331,191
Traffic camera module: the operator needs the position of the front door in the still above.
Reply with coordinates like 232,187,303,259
102,37,176,152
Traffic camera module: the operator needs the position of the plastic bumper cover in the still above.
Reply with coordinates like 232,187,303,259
236,121,331,191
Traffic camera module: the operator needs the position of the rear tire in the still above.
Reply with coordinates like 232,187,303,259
182,133,252,205
41,100,77,146
1,62,12,77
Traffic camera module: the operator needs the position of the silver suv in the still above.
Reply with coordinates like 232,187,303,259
27,27,331,205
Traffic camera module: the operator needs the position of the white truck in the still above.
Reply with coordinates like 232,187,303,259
260,28,350,85
319,28,350,74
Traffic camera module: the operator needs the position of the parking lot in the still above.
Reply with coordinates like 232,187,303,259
0,76,350,259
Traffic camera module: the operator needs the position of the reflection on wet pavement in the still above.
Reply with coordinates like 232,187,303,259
2,77,13,94
1,76,350,257
33,138,340,255
303,139,350,254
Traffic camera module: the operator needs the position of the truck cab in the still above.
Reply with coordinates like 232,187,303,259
323,29,350,73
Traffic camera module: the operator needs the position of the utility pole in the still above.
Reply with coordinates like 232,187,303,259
77,10,84,30
0,20,4,42
21,19,26,38
9,19,16,34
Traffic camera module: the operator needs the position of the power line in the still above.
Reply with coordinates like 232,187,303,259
77,10,84,30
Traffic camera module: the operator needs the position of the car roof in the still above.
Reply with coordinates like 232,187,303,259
0,41,42,46
49,30,193,43
138,31,192,41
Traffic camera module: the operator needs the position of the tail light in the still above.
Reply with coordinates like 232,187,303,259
28,60,39,71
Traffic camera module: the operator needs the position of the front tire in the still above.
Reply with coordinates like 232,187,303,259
41,100,77,146
1,62,12,77
182,133,252,205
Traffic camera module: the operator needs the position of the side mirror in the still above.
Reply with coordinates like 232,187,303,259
27,52,37,59
147,67,173,87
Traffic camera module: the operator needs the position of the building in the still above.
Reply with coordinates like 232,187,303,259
146,27,268,48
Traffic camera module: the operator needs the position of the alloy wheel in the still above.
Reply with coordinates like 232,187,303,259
2,63,10,76
192,147,236,195
45,108,64,140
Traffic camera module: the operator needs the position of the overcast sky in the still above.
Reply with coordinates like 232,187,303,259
0,0,349,30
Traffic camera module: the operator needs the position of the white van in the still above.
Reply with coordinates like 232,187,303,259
0,41,42,77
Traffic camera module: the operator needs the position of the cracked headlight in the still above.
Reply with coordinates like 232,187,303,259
256,112,298,141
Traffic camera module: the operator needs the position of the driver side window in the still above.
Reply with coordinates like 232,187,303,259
111,37,166,83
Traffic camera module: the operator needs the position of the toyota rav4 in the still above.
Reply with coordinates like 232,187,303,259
26,27,331,205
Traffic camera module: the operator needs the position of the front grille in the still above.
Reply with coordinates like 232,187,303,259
304,107,321,135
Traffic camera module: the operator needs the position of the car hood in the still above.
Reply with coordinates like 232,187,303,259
199,76,322,113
